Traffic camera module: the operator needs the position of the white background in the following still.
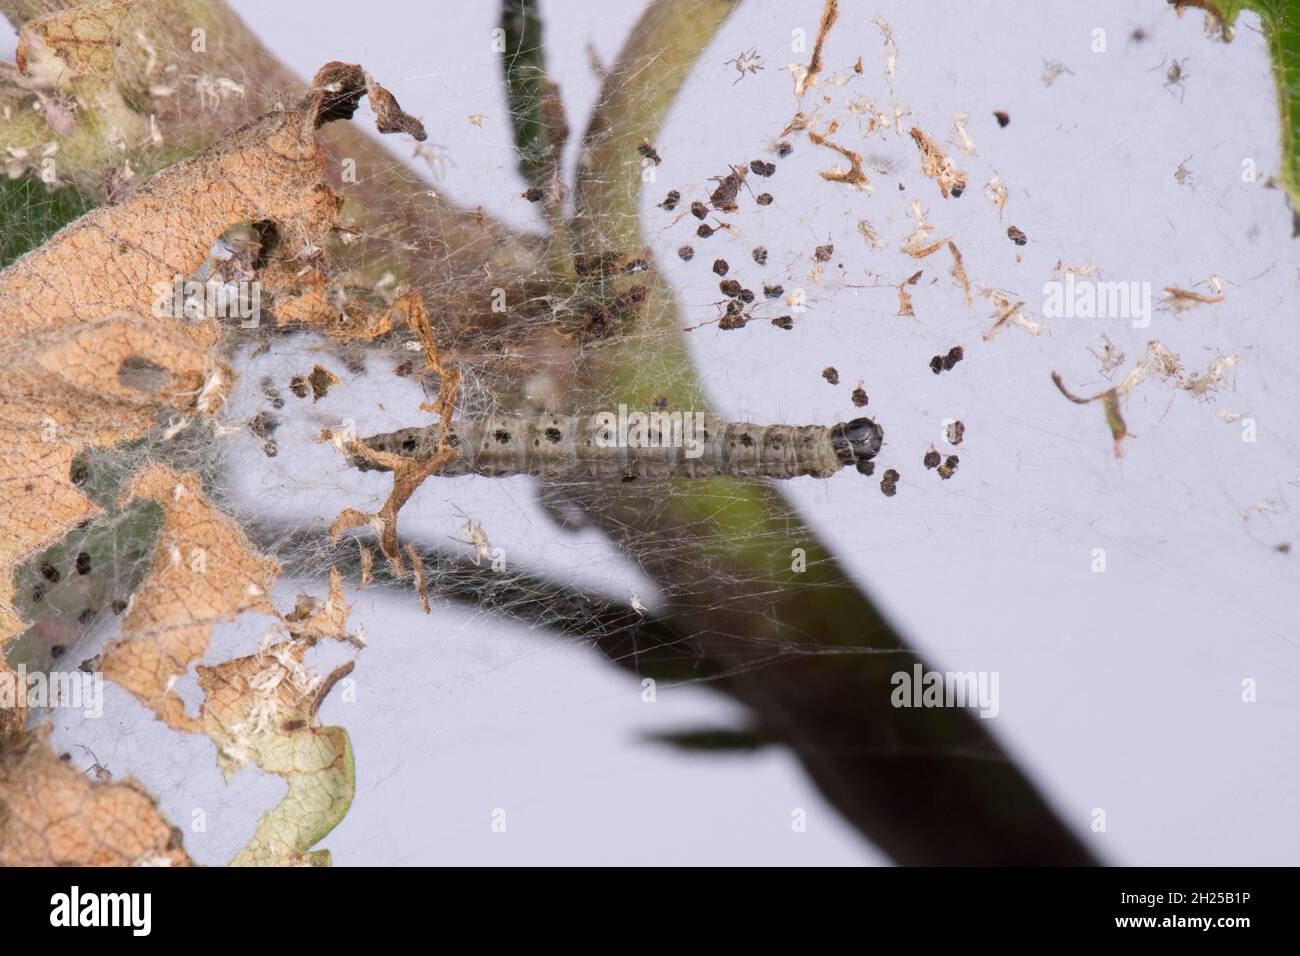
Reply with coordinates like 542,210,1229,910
13,0,1299,865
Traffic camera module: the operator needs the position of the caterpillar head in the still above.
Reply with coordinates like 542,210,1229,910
830,418,884,473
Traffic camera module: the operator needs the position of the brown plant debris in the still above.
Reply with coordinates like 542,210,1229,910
2,58,417,862
100,466,280,732
0,728,191,866
981,288,1041,339
331,296,461,572
857,219,888,250
985,175,1008,217
0,317,230,739
1052,341,1238,456
406,543,430,615
910,127,967,198
807,128,870,189
1163,286,1224,310
898,269,923,317
795,0,841,98
948,241,973,305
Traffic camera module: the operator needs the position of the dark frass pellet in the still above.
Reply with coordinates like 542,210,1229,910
772,315,794,330
756,193,773,206
944,345,965,370
522,186,544,203
814,243,834,262
752,246,767,265
690,200,708,220
775,141,793,158
713,258,729,276
822,366,840,385
719,279,742,297
946,420,965,445
75,552,91,575
249,411,278,439
1007,225,1028,246
660,190,680,210
763,283,784,298
851,386,868,407
938,455,959,480
880,469,899,497
739,288,755,303
750,159,776,177
930,355,944,375
994,110,1010,128
923,449,941,469
697,224,714,239
678,245,694,261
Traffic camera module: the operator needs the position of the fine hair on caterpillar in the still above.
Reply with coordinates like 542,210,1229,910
349,413,883,480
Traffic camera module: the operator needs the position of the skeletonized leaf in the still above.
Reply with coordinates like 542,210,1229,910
100,466,279,732
197,643,354,867
0,727,191,866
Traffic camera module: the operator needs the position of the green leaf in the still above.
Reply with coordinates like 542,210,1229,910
1198,0,1300,208
499,0,568,192
197,647,356,867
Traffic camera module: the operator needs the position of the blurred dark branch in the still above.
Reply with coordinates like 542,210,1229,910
562,0,1097,865
260,524,722,687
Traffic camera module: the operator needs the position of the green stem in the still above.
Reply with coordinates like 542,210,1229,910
566,0,1095,864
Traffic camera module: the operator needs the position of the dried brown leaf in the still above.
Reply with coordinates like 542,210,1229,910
100,466,280,732
0,728,191,866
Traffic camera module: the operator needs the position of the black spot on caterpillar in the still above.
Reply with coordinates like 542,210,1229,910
348,415,883,480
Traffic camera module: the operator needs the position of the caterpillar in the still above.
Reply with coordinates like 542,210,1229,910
347,413,883,480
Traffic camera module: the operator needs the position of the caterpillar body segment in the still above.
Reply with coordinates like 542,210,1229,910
349,414,883,480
